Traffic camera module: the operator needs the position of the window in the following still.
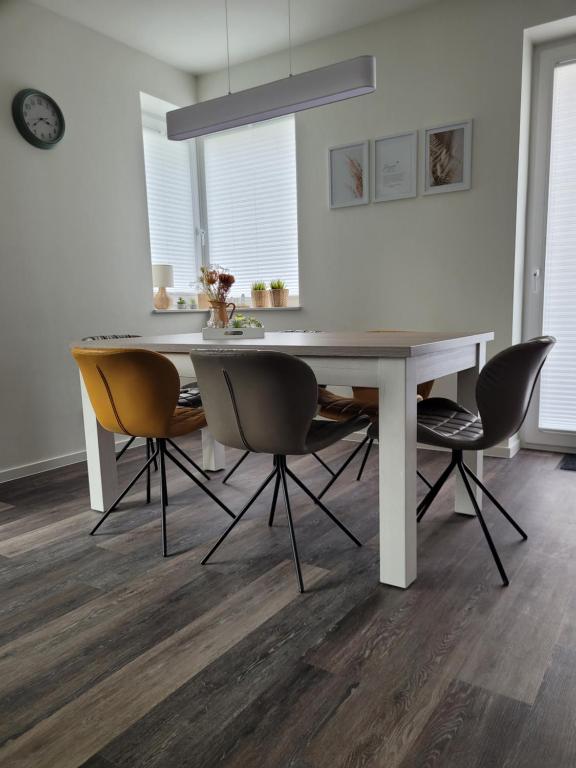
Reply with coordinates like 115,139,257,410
141,94,299,303
141,97,200,292
202,116,299,296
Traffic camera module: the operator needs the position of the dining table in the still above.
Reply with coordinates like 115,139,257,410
73,329,494,589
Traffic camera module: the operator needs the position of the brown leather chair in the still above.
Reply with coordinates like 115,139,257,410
191,350,371,592
72,348,234,556
416,336,555,585
317,380,435,498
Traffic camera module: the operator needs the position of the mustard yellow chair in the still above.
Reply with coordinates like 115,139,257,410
72,348,234,556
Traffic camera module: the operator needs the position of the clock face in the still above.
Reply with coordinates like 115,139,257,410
12,89,65,149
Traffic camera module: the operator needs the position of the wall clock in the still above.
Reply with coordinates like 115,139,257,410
12,89,65,149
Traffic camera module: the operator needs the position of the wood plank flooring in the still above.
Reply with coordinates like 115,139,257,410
0,437,574,767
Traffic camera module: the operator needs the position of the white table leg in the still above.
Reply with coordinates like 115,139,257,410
455,342,486,515
378,358,417,588
80,375,118,512
201,429,226,471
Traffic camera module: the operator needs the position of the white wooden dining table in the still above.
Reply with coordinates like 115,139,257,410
74,329,493,589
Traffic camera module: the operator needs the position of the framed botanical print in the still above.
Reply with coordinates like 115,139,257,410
329,141,369,208
422,120,472,194
372,131,417,202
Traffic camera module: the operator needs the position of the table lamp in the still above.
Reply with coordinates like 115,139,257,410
152,264,174,310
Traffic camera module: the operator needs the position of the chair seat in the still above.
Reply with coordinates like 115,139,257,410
166,406,207,438
317,388,378,421
417,398,484,449
304,415,371,454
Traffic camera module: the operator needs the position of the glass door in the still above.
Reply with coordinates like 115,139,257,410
523,39,576,450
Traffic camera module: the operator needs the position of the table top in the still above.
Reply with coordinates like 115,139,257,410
72,330,494,358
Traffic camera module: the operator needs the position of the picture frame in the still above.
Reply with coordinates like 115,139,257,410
422,120,472,195
329,140,369,208
372,131,417,203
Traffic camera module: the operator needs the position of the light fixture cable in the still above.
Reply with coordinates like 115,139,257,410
288,0,293,76
225,0,232,94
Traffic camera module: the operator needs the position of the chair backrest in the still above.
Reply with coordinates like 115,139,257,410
191,350,318,454
476,336,556,447
72,348,180,437
81,334,141,341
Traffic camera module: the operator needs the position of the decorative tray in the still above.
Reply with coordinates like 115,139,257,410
202,327,265,340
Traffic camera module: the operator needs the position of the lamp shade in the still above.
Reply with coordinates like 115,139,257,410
167,56,376,141
152,264,174,288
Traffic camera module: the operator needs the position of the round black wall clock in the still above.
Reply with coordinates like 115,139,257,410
12,89,65,149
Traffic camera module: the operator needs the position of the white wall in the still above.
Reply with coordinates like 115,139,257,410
199,0,576,352
0,0,199,478
2,0,576,478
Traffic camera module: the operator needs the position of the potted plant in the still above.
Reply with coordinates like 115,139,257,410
251,281,269,308
231,314,263,329
198,265,236,327
176,297,187,310
270,279,289,307
189,296,197,309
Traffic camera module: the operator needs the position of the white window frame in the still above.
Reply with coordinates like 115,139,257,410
142,101,300,304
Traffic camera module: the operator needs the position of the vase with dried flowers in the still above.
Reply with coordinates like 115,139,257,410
199,265,236,328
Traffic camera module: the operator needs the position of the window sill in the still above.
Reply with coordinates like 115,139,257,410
152,306,303,314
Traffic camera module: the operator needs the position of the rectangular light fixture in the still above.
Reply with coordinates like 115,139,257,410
167,55,376,141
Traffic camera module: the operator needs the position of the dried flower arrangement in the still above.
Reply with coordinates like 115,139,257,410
199,265,235,303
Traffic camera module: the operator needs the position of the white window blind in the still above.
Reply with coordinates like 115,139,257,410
203,115,299,295
142,116,198,291
539,61,576,431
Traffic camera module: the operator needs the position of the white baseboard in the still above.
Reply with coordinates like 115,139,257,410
343,431,521,459
0,437,145,485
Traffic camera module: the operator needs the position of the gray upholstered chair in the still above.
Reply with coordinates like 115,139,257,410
416,336,556,586
191,350,371,592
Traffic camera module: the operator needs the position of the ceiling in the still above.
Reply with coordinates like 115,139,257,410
32,0,438,74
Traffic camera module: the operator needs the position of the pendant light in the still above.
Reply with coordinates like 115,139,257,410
167,0,376,141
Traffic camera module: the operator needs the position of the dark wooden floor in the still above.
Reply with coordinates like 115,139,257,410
1,437,575,768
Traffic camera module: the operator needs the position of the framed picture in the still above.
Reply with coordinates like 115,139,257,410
422,120,472,195
329,141,369,208
372,131,417,202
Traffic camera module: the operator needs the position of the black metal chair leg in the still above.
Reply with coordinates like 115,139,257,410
90,447,160,535
222,450,250,484
278,459,305,593
161,450,169,507
166,438,210,481
356,439,374,481
201,467,278,564
146,439,151,504
163,447,235,519
417,470,433,490
268,460,281,527
159,440,168,557
318,436,370,500
285,466,362,547
312,452,335,477
116,436,135,462
462,463,528,540
150,439,158,472
457,462,509,586
417,457,457,522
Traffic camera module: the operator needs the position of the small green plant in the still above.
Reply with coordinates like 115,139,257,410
251,281,267,291
231,314,263,328
176,297,186,305
270,279,286,290
189,297,197,309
